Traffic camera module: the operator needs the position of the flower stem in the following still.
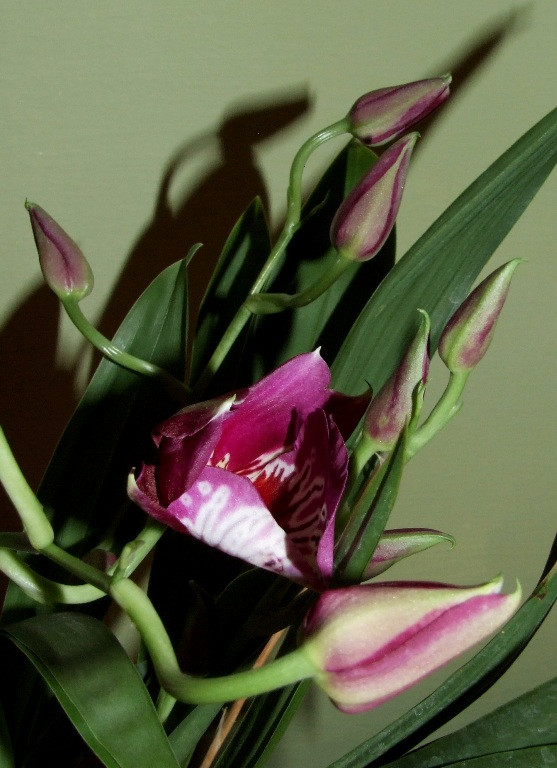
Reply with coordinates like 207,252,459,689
42,542,112,592
62,298,189,402
406,371,469,459
0,426,54,550
191,118,349,398
245,256,351,315
0,547,105,604
110,577,316,704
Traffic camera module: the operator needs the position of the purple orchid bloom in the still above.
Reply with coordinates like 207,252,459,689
129,351,371,589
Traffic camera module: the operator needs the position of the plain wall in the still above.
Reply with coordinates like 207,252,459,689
1,2,555,766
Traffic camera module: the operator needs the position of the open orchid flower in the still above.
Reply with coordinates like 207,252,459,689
129,351,371,590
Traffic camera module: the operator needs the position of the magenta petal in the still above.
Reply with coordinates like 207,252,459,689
213,351,331,472
166,466,311,584
153,396,233,506
255,409,347,586
324,388,372,440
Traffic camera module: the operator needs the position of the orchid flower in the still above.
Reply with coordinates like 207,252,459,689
129,351,371,589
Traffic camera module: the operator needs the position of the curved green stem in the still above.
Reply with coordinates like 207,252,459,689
110,578,316,704
0,426,54,550
406,371,469,459
0,548,104,604
42,542,112,592
245,256,350,315
62,299,189,402
191,118,349,398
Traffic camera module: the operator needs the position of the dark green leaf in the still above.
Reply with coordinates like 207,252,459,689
3,612,180,768
0,700,14,768
335,429,406,584
246,141,395,380
382,676,557,768
213,681,310,768
2,258,188,622
325,558,557,768
190,198,271,394
168,703,222,766
332,107,557,394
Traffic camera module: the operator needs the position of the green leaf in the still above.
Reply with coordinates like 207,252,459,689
326,558,557,768
3,612,180,768
246,140,395,380
332,107,557,394
212,680,310,768
383,676,557,768
168,703,222,766
335,429,406,584
2,257,188,622
190,198,271,394
0,701,14,768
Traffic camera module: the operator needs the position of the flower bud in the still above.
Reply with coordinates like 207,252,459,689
348,75,451,146
364,311,429,448
438,260,521,373
26,201,94,300
300,576,521,713
363,528,454,579
330,133,417,262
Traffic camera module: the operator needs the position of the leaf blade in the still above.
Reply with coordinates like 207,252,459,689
3,612,180,768
332,107,557,394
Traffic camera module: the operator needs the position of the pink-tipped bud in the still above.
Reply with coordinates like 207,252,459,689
364,311,430,448
26,201,93,300
363,528,455,579
438,260,521,373
348,75,451,147
330,133,417,262
300,576,521,713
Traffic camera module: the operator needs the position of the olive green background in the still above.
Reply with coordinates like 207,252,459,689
1,2,555,766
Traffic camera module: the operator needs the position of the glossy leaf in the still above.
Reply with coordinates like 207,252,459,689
3,612,180,768
190,198,271,394
326,557,557,768
2,257,188,622
332,107,557,394
382,676,556,768
246,140,395,381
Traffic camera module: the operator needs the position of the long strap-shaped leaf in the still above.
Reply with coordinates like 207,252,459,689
3,612,181,768
380,676,557,768
332,107,557,394
326,555,557,768
1,257,188,622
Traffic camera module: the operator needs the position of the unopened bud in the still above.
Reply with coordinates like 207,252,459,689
364,311,430,448
330,133,417,262
349,75,451,147
438,260,521,373
26,201,93,301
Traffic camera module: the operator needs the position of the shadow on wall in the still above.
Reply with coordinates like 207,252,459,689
0,8,525,533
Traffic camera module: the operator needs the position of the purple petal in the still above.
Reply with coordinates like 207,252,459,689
324,388,372,440
165,466,312,584
212,351,331,473
250,409,347,585
153,396,234,506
